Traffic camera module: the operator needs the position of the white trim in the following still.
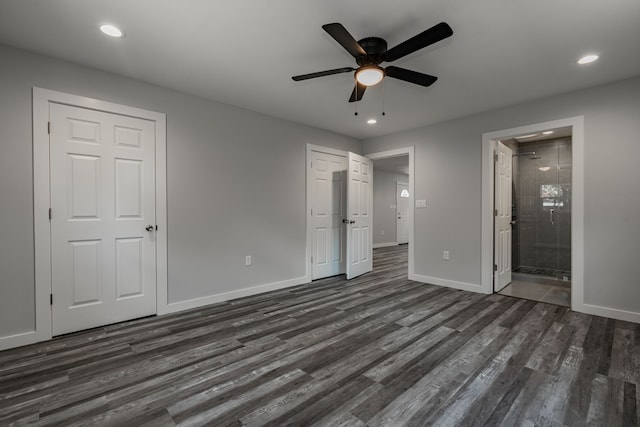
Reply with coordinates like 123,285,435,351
580,304,640,324
481,117,584,309
411,274,486,294
365,147,415,280
30,87,168,348
0,331,40,352
162,276,308,314
305,144,349,283
373,242,399,249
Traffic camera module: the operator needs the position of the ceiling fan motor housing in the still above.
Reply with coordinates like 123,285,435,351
356,37,387,66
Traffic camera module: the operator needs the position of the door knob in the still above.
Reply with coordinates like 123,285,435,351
342,219,356,224
145,225,154,232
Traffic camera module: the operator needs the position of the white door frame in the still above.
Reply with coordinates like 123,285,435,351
305,144,349,282
30,87,167,347
366,147,415,280
481,117,584,312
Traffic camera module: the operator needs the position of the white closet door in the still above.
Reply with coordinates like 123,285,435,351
50,103,157,335
346,152,373,279
310,151,347,280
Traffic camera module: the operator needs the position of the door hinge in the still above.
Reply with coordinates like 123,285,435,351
47,121,51,134
50,293,53,305
49,208,52,220
494,152,498,162
155,225,158,231
494,209,498,216
311,256,313,264
310,209,313,216
493,264,498,272
310,161,313,169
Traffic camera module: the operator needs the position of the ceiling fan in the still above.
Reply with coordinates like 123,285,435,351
292,22,453,102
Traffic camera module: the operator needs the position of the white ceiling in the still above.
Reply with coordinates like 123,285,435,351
1,1,639,139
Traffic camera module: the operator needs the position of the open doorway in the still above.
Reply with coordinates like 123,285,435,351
367,147,415,280
496,127,573,306
482,117,584,310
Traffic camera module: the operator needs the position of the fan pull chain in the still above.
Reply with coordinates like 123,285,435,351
382,79,386,117
354,79,358,116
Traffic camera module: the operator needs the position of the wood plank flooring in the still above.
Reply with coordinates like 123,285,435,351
1,245,638,426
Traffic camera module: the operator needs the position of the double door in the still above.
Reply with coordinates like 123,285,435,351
310,150,372,280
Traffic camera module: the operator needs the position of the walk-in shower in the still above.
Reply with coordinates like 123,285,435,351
510,136,572,281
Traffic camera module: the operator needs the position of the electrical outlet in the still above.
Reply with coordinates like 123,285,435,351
443,251,450,260
245,255,252,266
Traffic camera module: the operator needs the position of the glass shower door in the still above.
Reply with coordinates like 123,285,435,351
516,137,571,281
536,140,572,280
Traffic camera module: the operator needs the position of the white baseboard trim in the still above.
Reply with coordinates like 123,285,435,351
575,303,640,324
161,276,309,315
0,330,42,352
373,242,398,249
410,273,488,294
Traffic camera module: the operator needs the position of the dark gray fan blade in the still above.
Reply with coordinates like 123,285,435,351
385,66,437,87
348,81,367,102
322,23,366,58
292,67,355,81
383,22,453,62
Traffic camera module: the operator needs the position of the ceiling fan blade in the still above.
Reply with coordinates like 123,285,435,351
383,22,453,62
385,66,438,87
292,67,354,81
322,23,367,58
348,81,367,102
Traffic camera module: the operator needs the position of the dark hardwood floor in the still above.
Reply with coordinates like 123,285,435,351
1,245,638,426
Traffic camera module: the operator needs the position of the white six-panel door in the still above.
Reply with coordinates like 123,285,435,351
494,141,513,291
310,151,347,280
396,181,409,244
50,103,157,335
346,152,373,279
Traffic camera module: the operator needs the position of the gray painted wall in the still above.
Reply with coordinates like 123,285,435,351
373,170,408,246
364,76,640,315
0,44,362,338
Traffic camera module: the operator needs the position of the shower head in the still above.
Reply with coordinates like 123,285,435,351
512,151,540,159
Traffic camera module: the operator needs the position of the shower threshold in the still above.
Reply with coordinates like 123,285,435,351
513,265,571,282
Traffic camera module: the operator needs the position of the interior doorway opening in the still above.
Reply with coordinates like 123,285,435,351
367,147,415,281
493,126,573,307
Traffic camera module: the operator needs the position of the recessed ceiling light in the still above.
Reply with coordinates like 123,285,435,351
539,166,551,172
577,54,598,65
542,131,554,135
516,133,538,139
367,118,377,125
100,24,124,38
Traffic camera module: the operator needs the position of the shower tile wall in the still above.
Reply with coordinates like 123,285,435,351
514,137,572,278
